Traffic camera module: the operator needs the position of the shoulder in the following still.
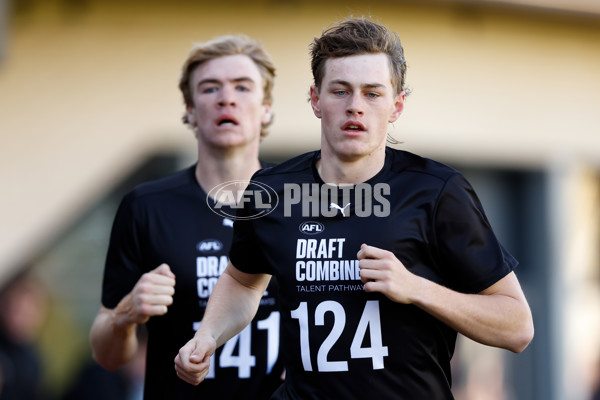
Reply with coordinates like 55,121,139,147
253,151,316,181
122,166,196,205
387,147,462,184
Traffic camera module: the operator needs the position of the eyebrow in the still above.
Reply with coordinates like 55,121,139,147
328,79,387,90
197,76,256,87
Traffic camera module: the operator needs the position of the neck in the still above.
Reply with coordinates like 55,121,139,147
317,146,386,185
195,142,262,194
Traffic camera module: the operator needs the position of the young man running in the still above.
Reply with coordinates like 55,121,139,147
175,18,533,399
90,35,283,399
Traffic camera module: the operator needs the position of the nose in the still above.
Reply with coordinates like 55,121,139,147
346,94,364,117
218,85,236,108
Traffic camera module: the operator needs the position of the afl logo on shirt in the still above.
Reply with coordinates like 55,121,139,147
206,180,279,220
197,239,223,253
299,221,324,235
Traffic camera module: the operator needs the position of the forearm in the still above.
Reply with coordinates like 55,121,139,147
89,302,138,370
195,264,270,348
411,273,533,352
358,245,534,352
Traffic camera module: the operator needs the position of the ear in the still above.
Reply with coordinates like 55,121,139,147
261,103,273,125
186,105,197,127
388,91,406,123
309,85,322,119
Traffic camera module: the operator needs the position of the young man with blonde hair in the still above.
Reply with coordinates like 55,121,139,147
90,35,283,399
176,18,533,399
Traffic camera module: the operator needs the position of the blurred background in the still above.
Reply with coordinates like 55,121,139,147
1,0,599,399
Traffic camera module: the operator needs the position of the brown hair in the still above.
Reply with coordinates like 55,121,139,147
310,17,408,96
178,35,276,137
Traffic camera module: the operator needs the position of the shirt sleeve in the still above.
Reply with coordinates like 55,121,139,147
432,173,518,293
101,193,146,309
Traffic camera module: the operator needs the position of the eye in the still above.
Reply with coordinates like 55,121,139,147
366,92,380,99
236,85,250,92
333,90,347,96
201,86,218,94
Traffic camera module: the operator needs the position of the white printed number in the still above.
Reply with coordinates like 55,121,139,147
192,311,280,379
290,300,388,372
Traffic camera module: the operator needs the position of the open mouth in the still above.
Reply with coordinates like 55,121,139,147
217,116,239,126
342,122,366,132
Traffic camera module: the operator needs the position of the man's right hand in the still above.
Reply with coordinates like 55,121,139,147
174,334,217,385
115,263,176,326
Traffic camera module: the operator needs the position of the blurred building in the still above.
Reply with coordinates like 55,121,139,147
0,0,599,399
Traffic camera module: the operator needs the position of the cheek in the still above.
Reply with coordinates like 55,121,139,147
319,103,339,121
319,113,336,129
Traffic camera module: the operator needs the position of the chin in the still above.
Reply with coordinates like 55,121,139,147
334,143,372,159
334,150,367,163
211,135,255,149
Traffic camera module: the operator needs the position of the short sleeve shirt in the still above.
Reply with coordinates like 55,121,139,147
102,166,283,400
229,148,516,399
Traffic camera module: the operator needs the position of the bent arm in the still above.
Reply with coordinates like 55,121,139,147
175,263,271,385
196,263,271,347
90,304,139,370
358,245,534,353
412,272,534,353
90,263,175,370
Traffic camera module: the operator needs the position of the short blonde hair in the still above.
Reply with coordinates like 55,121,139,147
179,35,276,137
